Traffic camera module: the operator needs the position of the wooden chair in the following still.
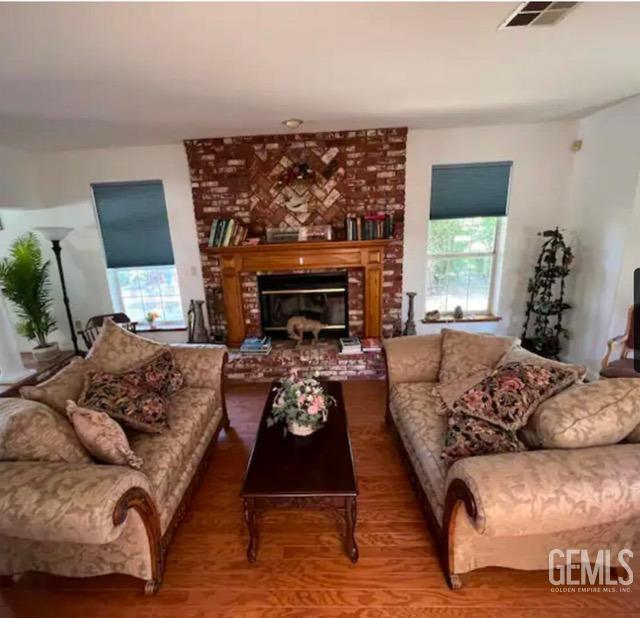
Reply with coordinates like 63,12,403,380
78,313,137,351
600,305,639,378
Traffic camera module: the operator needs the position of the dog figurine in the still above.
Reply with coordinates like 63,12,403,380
286,316,323,346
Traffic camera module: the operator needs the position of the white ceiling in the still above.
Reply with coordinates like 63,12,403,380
0,2,639,151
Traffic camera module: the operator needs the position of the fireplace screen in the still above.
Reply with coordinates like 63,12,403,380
258,272,348,339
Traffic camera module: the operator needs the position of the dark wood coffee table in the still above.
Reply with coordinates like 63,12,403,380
241,381,359,563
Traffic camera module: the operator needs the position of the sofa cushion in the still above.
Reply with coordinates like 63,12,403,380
442,362,577,463
20,356,97,415
0,398,91,463
438,329,518,384
389,382,448,520
383,335,443,384
66,401,143,469
87,318,166,373
115,349,184,397
79,371,168,433
128,387,218,505
498,345,587,381
523,378,640,449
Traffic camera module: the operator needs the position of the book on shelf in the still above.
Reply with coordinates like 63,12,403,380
339,336,362,354
207,218,249,247
345,212,394,241
361,337,382,352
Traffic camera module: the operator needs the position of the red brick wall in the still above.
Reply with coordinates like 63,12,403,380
184,127,407,338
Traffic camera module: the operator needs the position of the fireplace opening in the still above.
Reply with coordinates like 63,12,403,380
258,272,349,339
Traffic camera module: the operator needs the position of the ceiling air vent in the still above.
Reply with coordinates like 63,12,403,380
500,2,579,29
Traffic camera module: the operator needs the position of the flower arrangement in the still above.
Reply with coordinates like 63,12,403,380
145,310,160,328
267,372,335,436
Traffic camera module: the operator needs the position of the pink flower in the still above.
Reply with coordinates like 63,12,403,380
461,389,485,410
497,374,525,391
298,394,306,406
308,403,319,415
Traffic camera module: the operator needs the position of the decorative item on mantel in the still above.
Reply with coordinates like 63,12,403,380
0,232,60,362
453,305,464,320
267,373,336,437
187,300,209,343
521,227,574,359
403,292,417,336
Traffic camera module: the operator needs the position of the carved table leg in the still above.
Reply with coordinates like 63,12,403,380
345,496,359,563
244,498,258,563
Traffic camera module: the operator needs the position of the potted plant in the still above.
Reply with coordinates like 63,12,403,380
0,232,59,361
267,372,335,436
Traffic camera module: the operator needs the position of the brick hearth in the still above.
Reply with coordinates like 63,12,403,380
225,341,386,382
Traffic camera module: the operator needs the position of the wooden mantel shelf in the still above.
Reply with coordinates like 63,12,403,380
207,240,391,346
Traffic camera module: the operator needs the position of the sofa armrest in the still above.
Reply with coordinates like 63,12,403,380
383,334,442,386
170,344,227,390
445,444,640,537
0,462,154,545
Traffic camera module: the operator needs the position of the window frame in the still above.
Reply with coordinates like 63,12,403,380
106,264,185,328
426,217,505,316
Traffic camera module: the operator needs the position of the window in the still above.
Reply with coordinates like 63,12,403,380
427,217,503,314
92,180,184,327
426,162,512,316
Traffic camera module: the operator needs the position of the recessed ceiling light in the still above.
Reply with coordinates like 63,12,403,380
282,118,303,129
499,1,579,28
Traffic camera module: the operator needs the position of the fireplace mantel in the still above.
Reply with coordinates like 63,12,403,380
207,240,390,346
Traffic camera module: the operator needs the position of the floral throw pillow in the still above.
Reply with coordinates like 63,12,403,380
79,372,168,433
442,362,577,463
119,349,184,397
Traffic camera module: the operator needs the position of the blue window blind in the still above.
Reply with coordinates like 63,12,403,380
92,180,174,269
429,161,512,220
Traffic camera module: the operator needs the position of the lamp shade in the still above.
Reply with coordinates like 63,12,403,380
34,227,73,242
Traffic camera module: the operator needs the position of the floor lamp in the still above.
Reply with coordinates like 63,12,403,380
34,227,80,355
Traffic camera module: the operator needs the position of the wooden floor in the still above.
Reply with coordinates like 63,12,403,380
1,380,639,617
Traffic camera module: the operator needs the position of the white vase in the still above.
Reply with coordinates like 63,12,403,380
287,420,317,437
32,342,60,363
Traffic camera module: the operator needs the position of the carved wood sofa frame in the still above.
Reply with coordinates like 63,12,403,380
113,353,230,595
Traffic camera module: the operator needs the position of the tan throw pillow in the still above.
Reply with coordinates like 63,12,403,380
442,362,577,464
66,401,143,469
20,356,97,415
499,345,587,382
79,371,168,433
522,378,640,449
87,318,166,373
438,328,518,384
0,398,91,463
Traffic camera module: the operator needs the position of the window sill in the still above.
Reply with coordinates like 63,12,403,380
421,314,502,324
137,325,187,333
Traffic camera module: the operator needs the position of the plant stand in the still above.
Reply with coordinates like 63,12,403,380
521,228,574,359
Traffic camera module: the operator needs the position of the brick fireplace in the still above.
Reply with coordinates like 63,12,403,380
184,127,407,380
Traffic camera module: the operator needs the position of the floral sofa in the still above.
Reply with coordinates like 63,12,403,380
384,331,640,588
0,321,228,594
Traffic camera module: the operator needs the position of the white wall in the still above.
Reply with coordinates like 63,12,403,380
0,145,39,210
567,96,640,369
0,144,202,351
403,121,579,339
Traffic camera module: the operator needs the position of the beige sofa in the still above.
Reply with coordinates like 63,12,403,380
0,344,228,595
384,334,640,588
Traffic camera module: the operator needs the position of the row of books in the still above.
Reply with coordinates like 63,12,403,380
239,336,272,355
345,213,394,241
208,219,249,247
338,337,382,355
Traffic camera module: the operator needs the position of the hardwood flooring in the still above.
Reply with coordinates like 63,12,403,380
1,380,639,617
